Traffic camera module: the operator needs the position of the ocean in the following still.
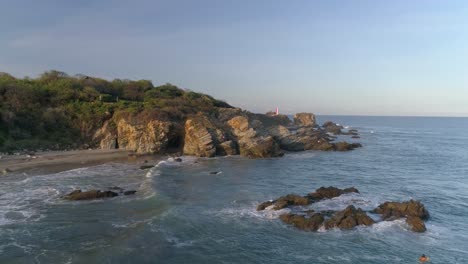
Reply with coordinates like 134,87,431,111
1,116,467,263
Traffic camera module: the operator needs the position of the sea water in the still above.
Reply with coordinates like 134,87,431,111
1,116,467,263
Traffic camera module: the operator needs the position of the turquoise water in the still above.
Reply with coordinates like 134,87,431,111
1,116,467,263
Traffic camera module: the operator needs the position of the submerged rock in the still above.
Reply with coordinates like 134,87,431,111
64,190,118,200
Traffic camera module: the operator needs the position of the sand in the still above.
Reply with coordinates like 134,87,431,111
0,149,163,175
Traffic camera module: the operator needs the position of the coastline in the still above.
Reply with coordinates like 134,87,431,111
0,149,163,176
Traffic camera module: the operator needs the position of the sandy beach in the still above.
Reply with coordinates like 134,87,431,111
0,149,163,175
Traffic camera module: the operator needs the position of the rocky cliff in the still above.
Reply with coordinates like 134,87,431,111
94,110,361,158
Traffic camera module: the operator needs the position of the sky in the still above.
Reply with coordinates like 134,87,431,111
1,0,468,116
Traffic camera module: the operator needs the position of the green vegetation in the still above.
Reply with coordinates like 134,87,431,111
0,70,232,152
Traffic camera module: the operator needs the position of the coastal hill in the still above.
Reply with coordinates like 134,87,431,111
0,71,360,157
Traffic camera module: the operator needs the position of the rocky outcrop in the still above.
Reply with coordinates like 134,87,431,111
93,110,361,157
308,186,359,201
64,188,137,200
322,121,344,135
257,186,358,211
324,205,375,230
293,113,316,127
372,200,429,233
258,187,429,233
228,116,283,158
279,212,324,231
116,119,173,154
333,142,362,151
64,190,118,200
372,200,429,220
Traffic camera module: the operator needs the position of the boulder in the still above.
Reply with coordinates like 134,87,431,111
293,113,316,127
324,205,375,230
64,189,118,200
279,213,324,231
257,200,275,211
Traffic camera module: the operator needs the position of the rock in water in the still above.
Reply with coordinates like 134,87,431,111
64,190,119,200
140,165,154,170
273,194,311,210
373,200,429,233
324,205,375,230
123,190,137,195
308,186,359,201
406,216,427,232
373,200,429,220
279,213,324,231
293,113,316,127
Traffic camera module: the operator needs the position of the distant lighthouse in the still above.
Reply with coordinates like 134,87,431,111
275,107,279,115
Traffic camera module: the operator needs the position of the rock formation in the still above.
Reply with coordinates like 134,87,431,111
293,113,316,127
64,188,137,200
94,109,361,158
257,187,429,233
372,200,429,232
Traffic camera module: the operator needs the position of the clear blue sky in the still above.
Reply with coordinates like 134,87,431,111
1,0,468,116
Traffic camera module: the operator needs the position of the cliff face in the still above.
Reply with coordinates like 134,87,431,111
94,110,360,158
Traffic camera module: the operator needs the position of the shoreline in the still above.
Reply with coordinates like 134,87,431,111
0,149,164,176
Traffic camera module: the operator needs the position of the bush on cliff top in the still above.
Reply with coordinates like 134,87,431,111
0,71,232,151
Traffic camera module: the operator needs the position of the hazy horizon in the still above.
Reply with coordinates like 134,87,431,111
1,0,468,116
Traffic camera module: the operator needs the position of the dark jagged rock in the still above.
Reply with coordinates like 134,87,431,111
406,216,426,232
123,190,137,195
108,186,124,192
64,189,118,200
256,194,310,211
322,121,344,135
373,200,429,233
257,200,275,211
257,187,358,211
372,200,429,220
273,194,311,210
140,165,155,170
174,157,182,162
279,213,324,231
324,205,375,230
333,142,362,151
308,186,359,201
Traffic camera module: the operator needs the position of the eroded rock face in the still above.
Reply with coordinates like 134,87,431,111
116,119,173,154
228,116,283,158
64,190,118,200
324,205,375,230
182,116,218,157
293,113,316,127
